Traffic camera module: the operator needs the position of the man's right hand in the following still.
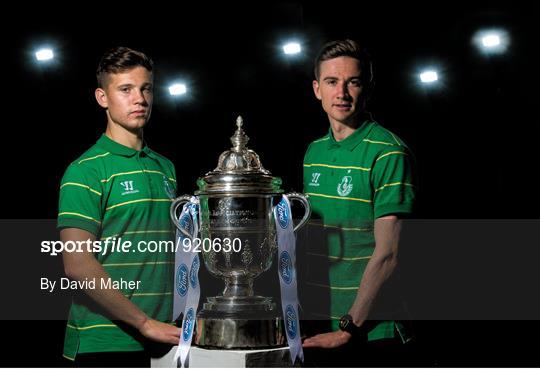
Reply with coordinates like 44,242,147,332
61,228,181,345
139,318,181,345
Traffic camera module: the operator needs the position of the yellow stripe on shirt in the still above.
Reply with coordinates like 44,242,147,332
306,282,358,290
306,192,372,203
67,323,117,331
103,261,175,267
78,152,110,164
304,163,371,171
61,182,101,196
100,229,173,240
307,252,372,261
363,138,397,146
375,151,407,162
375,182,414,193
58,212,101,224
313,136,330,143
105,198,172,211
101,170,175,183
307,222,371,232
129,292,173,297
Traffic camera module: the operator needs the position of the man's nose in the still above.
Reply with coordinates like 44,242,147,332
337,82,351,99
133,90,148,105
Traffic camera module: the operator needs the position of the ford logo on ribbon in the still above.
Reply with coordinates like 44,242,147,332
176,264,189,297
190,256,200,289
188,203,199,217
277,199,289,229
183,308,195,342
279,251,293,284
179,211,193,235
285,304,297,339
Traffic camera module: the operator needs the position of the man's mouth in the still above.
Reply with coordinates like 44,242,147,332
333,104,352,110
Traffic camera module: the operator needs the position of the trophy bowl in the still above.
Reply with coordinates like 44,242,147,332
171,117,310,349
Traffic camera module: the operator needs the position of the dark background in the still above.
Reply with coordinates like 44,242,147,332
2,2,540,367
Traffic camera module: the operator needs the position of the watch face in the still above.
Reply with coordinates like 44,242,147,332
339,316,351,331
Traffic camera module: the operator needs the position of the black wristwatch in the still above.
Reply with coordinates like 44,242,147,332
338,314,358,335
338,314,368,341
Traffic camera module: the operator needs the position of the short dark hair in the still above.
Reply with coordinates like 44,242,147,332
314,39,373,88
96,47,153,88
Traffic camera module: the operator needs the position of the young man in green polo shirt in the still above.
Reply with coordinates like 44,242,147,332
57,47,180,367
301,39,416,365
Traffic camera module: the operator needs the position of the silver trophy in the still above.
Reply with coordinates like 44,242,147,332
170,116,310,349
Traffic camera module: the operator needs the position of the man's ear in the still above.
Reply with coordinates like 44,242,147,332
95,88,108,108
312,80,322,101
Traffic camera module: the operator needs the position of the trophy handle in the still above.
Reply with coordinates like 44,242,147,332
284,192,312,232
170,194,195,239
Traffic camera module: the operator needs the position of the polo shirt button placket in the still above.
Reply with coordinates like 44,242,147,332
138,153,154,196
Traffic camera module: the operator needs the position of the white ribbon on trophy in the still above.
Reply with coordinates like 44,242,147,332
172,196,201,367
172,231,187,321
274,195,304,364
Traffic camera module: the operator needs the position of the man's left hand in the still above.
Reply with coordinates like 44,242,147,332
302,331,352,348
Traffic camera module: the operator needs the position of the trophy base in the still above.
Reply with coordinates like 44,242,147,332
194,314,286,349
202,295,277,312
193,297,286,349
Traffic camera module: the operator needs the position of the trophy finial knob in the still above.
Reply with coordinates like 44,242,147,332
211,115,269,174
231,116,249,152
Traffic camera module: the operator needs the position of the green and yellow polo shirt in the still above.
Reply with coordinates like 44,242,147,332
57,134,177,360
302,119,415,342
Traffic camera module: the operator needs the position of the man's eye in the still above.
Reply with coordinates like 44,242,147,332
326,80,337,86
349,80,361,87
121,87,130,93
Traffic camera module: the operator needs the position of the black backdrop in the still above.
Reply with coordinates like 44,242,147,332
2,2,540,367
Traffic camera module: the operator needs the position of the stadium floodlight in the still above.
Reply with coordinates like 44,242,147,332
283,42,301,55
35,48,54,61
169,83,187,96
419,70,438,84
473,29,509,55
482,34,500,48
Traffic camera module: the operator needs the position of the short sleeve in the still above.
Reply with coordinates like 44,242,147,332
371,149,416,219
57,164,103,236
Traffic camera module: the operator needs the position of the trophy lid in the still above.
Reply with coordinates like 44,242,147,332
197,116,283,194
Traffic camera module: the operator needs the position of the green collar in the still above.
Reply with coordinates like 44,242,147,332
327,119,373,151
96,134,153,157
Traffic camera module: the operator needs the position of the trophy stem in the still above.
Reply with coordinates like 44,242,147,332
223,275,254,297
